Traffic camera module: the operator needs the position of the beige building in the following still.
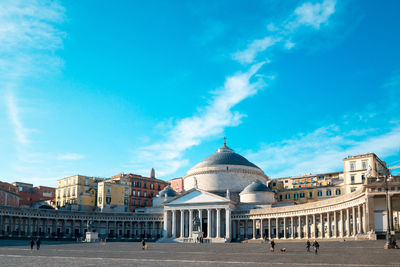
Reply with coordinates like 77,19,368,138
343,153,388,193
56,175,104,211
97,181,130,212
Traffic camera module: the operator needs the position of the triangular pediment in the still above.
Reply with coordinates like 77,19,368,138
166,189,230,205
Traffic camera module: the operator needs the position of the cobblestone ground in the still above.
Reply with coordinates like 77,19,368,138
0,239,399,266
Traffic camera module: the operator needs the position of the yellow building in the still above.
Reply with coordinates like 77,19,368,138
343,153,388,193
97,181,130,212
275,185,343,204
56,175,104,211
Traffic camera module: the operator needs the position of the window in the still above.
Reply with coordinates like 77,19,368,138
144,191,147,197
137,182,141,188
72,187,76,196
317,191,322,197
351,188,356,192
85,179,89,186
107,186,111,194
362,161,367,170
285,193,290,199
309,191,313,198
273,183,276,187
158,184,161,190
285,180,288,183
294,193,298,200
151,192,154,197
144,200,148,206
350,162,355,171
133,199,136,205
132,190,136,196
106,197,111,204
279,195,283,201
300,192,305,198
143,182,147,188
326,190,331,196
133,181,136,187
351,176,355,183
124,199,128,205
98,197,102,204
150,183,154,189
336,189,341,195
137,191,141,197
362,175,365,183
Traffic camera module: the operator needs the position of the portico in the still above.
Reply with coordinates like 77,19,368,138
162,189,234,242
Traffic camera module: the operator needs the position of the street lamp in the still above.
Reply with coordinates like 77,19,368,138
375,171,394,249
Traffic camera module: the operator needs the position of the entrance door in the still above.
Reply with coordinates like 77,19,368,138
202,218,207,237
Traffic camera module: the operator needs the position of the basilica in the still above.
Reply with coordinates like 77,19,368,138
0,142,399,243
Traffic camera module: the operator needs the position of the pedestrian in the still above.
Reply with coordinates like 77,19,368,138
313,240,319,255
30,239,34,251
36,238,41,250
270,239,275,252
141,239,146,250
306,240,311,252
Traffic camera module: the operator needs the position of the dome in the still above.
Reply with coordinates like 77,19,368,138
183,142,268,193
156,186,177,198
191,144,261,170
240,180,272,194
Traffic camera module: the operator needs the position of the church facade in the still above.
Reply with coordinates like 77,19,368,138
0,143,399,242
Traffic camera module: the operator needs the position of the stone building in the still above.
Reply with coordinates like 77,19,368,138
0,181,20,207
1,143,399,242
12,182,55,208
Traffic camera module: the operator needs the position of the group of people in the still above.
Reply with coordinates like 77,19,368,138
269,239,320,254
30,238,41,251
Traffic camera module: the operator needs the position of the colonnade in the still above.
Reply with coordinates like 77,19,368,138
233,204,367,240
164,207,231,240
0,207,163,240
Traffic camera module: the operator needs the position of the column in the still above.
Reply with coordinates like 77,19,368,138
327,213,331,238
276,218,279,239
244,220,247,238
237,220,241,239
27,218,31,236
152,221,155,238
357,205,362,234
189,209,193,238
217,209,221,238
0,215,3,237
37,218,41,236
352,207,356,236
251,219,256,239
172,210,176,238
207,209,211,238
55,219,58,237
45,219,49,237
163,211,168,237
283,218,287,239
130,222,134,238
312,214,317,238
122,221,126,238
297,216,301,239
260,218,264,239
198,209,203,232
340,210,344,238
80,220,84,238
305,215,309,238
363,204,367,233
71,220,75,237
268,218,271,239
291,217,294,239
17,217,21,236
346,209,350,237
63,219,66,237
333,211,337,237
180,210,185,238
320,214,324,238
225,208,231,239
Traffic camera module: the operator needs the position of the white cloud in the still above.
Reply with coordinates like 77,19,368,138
5,90,30,145
233,0,336,64
57,153,86,161
292,0,336,29
247,125,400,178
133,62,268,176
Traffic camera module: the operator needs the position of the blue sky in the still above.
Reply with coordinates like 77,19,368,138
1,0,400,187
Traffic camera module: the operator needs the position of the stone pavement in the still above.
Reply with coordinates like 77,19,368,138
0,239,399,266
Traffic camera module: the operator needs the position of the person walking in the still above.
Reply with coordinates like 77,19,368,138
270,239,275,252
306,240,311,252
30,239,34,251
36,238,41,250
313,240,319,255
141,239,146,250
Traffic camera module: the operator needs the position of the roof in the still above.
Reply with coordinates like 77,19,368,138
241,180,272,194
156,186,177,198
191,144,261,170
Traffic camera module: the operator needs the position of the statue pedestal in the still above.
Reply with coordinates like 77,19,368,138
192,231,203,242
85,232,99,242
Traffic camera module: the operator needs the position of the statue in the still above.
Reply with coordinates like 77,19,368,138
365,165,373,179
192,215,201,232
193,177,198,189
87,220,95,232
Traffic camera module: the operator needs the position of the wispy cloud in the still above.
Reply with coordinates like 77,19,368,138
132,0,338,176
57,153,86,161
5,90,30,144
233,0,336,64
247,124,400,178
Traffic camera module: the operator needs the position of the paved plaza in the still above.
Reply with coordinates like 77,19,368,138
0,239,399,266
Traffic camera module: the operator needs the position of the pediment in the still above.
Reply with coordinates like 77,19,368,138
166,189,230,205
